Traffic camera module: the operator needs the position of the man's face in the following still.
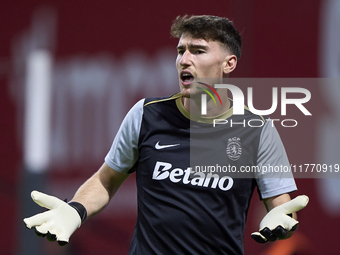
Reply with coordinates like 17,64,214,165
176,33,232,98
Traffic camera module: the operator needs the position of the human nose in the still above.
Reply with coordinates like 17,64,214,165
179,50,192,66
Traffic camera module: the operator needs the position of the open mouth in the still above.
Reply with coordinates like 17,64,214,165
180,71,194,85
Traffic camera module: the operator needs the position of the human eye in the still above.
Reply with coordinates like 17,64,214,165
177,49,185,55
177,46,185,55
192,48,206,55
195,50,205,54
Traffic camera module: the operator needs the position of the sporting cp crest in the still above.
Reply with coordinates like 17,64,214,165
226,137,242,161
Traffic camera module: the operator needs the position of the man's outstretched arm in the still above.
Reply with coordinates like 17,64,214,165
71,162,130,218
23,163,130,245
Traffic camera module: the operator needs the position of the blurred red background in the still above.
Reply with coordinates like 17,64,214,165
1,0,339,254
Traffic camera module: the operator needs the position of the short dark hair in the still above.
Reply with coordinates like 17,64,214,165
170,15,242,60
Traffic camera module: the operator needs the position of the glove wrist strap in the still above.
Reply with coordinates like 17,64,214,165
68,201,87,224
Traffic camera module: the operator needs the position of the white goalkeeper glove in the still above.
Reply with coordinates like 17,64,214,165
251,195,309,243
23,190,87,246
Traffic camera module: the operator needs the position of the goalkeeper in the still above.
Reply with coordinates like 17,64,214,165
24,15,308,254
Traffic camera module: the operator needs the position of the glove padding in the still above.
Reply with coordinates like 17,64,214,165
23,190,82,246
251,195,309,243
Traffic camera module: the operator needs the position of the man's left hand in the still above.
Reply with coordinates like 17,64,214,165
251,195,309,243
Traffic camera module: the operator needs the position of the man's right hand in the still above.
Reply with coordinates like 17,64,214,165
23,190,82,246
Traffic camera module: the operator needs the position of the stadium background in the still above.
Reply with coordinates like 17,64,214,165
1,0,340,254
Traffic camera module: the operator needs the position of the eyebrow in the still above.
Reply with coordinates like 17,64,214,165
176,44,209,51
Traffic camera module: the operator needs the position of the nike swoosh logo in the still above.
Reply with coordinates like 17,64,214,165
155,141,180,150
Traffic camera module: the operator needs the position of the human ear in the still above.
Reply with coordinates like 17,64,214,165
223,55,237,74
